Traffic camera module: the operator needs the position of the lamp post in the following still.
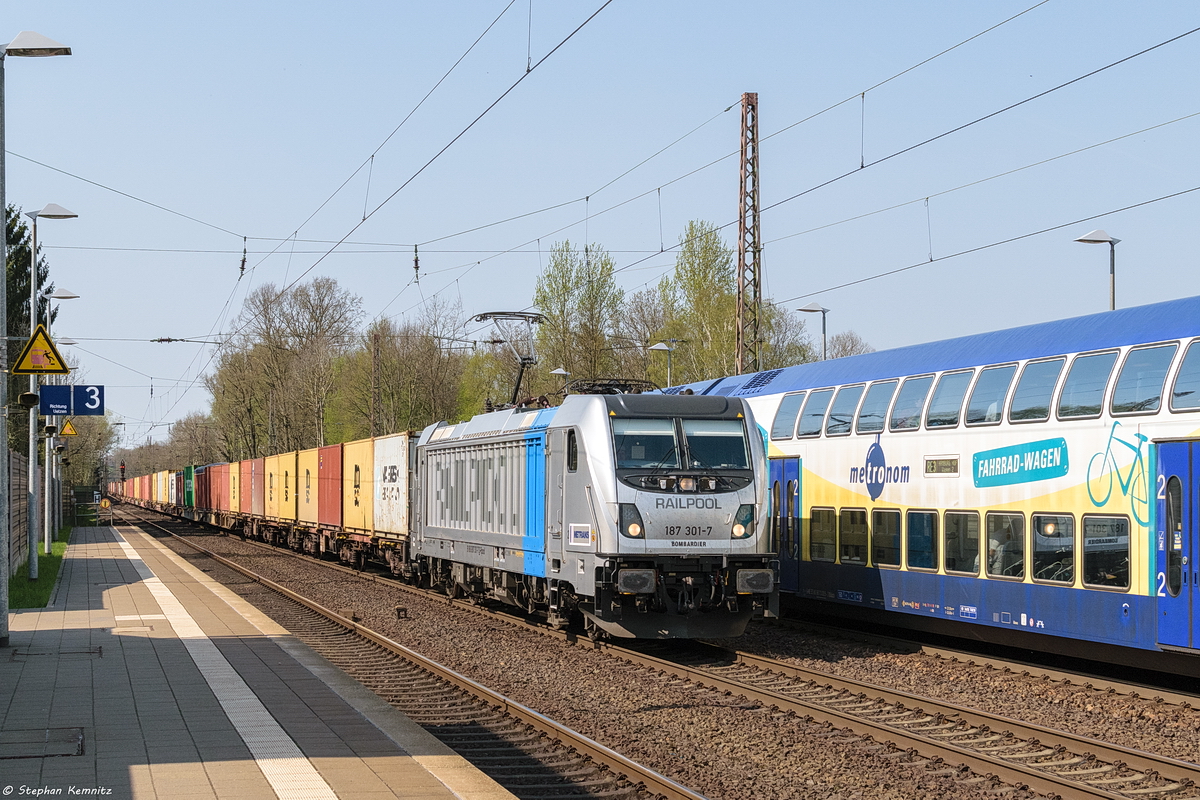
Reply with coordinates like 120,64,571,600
648,341,675,388
0,33,71,619
1074,229,1120,312
42,287,78,555
25,204,77,578
798,303,830,361
549,367,570,395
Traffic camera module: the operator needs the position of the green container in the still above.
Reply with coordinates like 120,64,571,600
184,466,195,508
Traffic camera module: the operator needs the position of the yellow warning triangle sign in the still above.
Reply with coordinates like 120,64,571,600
12,324,69,374
60,419,79,436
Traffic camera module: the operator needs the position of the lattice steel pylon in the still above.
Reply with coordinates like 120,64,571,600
736,92,761,376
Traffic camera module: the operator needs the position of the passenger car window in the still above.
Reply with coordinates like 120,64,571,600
810,508,836,561
826,385,865,436
926,370,974,428
839,509,868,564
856,380,898,433
1172,340,1200,411
986,513,1025,579
1111,343,1178,415
797,389,834,437
907,511,937,570
1032,514,1074,584
1058,351,1118,418
966,364,1016,425
1083,516,1130,590
871,510,901,566
889,375,934,431
1009,359,1065,422
770,392,807,439
944,511,980,574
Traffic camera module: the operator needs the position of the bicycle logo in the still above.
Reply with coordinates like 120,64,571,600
1086,420,1149,526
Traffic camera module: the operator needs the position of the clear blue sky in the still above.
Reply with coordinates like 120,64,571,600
7,1,1199,445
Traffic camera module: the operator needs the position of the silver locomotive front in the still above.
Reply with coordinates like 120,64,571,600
555,394,775,638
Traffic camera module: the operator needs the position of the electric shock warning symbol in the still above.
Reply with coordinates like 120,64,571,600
12,324,69,374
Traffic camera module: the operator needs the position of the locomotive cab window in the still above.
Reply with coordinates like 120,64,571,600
890,375,934,431
872,509,901,567
826,385,865,436
810,508,836,562
1009,358,1065,422
856,380,898,434
1083,515,1130,590
986,513,1025,579
797,389,835,437
1058,350,1118,419
682,419,750,469
1032,514,1074,584
944,511,980,574
1171,339,1200,411
771,392,807,439
1111,342,1178,415
839,509,868,565
567,430,578,472
966,364,1017,426
612,419,678,469
926,370,975,428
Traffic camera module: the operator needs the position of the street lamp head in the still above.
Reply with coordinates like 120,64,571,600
1074,229,1120,246
28,203,77,220
4,31,71,57
48,288,80,300
549,367,569,377
797,302,830,314
648,342,673,352
56,337,77,346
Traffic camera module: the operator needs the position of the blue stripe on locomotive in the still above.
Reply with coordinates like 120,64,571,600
520,407,558,578
798,561,1155,650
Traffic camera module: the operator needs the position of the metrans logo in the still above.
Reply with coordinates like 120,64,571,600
849,435,910,500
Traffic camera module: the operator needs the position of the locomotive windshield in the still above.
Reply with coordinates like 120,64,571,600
613,419,680,469
682,419,750,469
612,417,749,471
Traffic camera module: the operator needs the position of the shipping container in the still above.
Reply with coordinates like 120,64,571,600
265,452,297,522
373,432,413,538
239,460,253,515
297,448,319,525
318,444,342,529
341,438,373,533
249,458,264,517
230,461,241,514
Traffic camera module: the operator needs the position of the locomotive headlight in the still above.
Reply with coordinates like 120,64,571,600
678,477,696,492
619,503,645,538
731,504,755,539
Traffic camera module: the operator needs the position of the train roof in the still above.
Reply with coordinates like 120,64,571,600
683,293,1200,398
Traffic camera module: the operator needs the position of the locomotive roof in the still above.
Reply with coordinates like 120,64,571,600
683,293,1200,398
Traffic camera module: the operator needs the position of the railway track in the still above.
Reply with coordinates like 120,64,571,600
114,509,704,800
121,506,1200,799
609,640,1200,800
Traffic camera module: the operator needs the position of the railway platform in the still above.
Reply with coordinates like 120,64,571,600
1,525,515,800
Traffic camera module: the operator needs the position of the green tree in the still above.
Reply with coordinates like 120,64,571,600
533,240,624,391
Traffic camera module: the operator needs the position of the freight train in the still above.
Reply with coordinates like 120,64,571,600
112,393,778,639
673,294,1200,673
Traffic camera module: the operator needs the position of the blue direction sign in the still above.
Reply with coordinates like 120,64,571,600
39,385,72,416
73,385,104,416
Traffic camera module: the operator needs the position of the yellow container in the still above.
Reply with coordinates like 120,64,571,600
297,448,320,525
341,438,374,532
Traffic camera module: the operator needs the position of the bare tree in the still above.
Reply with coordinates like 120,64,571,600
828,330,875,359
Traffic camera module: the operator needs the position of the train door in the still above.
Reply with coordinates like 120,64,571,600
1157,441,1197,649
548,429,566,556
772,457,801,593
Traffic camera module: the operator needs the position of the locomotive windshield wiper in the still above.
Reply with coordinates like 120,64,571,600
646,447,677,473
